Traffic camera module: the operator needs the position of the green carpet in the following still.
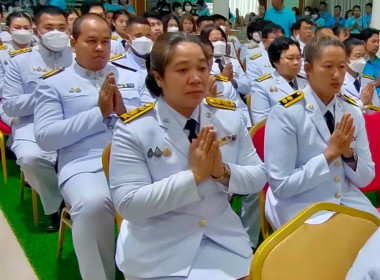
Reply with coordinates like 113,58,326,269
0,153,123,280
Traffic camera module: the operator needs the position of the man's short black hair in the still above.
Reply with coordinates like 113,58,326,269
35,5,66,25
320,1,327,7
334,5,341,10
127,15,150,29
196,15,213,28
361,28,380,43
262,23,284,39
172,2,182,10
365,3,372,8
81,1,104,15
211,14,227,22
143,11,162,21
343,37,364,56
298,18,313,28
268,37,300,68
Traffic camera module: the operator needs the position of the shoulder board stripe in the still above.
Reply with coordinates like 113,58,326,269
250,53,262,60
213,74,228,82
109,53,126,62
39,67,65,79
0,45,7,50
9,47,31,57
206,97,236,110
338,93,358,107
257,73,272,82
279,90,304,107
362,74,374,80
111,35,118,40
119,103,154,123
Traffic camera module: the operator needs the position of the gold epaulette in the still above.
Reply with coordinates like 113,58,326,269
256,73,272,82
9,47,31,58
250,53,262,60
213,74,228,82
119,103,154,123
109,53,126,62
39,67,64,79
248,44,259,49
279,90,304,107
338,93,358,106
240,39,249,44
362,74,374,80
206,97,236,110
111,35,118,40
0,44,7,50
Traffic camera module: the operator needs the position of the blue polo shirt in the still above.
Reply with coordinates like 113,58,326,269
264,6,296,37
363,56,380,93
345,16,367,34
326,16,346,28
319,11,331,22
363,13,372,26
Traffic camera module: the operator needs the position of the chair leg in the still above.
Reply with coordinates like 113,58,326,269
32,189,38,225
0,132,7,184
20,172,25,202
57,210,68,259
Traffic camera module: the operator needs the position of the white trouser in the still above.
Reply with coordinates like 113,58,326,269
12,139,62,215
61,171,116,280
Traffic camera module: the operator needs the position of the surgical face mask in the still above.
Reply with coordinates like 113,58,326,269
212,41,226,57
220,25,227,33
11,29,33,45
185,5,192,12
348,57,367,74
251,32,261,42
304,11,310,16
167,26,179,32
129,36,153,56
40,29,69,52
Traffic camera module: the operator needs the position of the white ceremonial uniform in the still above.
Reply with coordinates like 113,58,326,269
110,97,268,279
215,79,251,127
111,34,125,56
250,71,308,124
115,47,148,75
212,56,251,96
2,45,73,215
342,72,380,108
346,228,380,280
265,85,380,230
0,31,11,44
245,49,274,81
240,40,263,64
226,36,239,59
33,62,147,280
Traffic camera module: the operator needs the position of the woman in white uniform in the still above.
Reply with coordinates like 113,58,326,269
109,32,267,280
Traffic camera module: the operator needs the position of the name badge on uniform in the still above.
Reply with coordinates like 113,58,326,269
118,83,134,89
219,134,238,147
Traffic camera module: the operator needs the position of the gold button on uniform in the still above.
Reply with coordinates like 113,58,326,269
334,161,340,167
334,177,341,183
335,192,342,198
199,219,206,227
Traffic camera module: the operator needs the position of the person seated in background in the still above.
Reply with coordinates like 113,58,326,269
109,31,267,280
361,28,380,95
333,26,349,42
201,24,251,97
195,0,210,17
143,11,163,41
224,20,241,60
33,13,147,280
171,1,183,19
114,16,153,75
342,37,379,109
265,35,380,230
345,5,367,36
251,37,307,124
195,15,213,33
315,26,334,37
179,12,196,34
318,1,330,22
66,8,80,36
162,13,179,33
326,5,346,28
293,18,313,79
311,7,325,32
111,9,129,50
363,3,372,27
245,23,284,80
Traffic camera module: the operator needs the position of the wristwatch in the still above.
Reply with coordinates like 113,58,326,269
341,151,358,163
212,164,231,180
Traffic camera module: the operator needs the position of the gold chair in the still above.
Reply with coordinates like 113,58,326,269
249,202,380,280
245,93,253,126
249,119,270,240
20,171,39,225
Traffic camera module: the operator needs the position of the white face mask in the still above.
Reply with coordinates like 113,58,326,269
348,57,367,74
185,5,192,12
167,26,179,33
130,36,153,56
212,41,226,57
251,32,261,42
220,25,227,33
40,29,69,52
11,29,33,45
177,8,183,14
304,11,310,16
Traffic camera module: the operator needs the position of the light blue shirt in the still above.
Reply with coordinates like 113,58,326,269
264,7,296,37
345,16,368,34
363,56,380,93
319,11,331,22
363,13,372,26
196,5,210,16
46,0,66,10
326,16,346,28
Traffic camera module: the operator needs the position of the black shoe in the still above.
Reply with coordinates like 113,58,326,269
45,212,60,233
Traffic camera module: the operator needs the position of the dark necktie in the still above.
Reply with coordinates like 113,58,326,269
324,110,335,134
215,58,224,73
289,81,298,91
121,39,126,49
354,79,361,92
185,118,197,142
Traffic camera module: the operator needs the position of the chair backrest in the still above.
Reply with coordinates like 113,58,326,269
0,120,11,135
250,118,266,161
250,202,380,280
362,112,380,192
101,143,122,229
246,93,253,126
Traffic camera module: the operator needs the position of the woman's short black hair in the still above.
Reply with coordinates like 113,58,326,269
146,32,207,96
268,37,300,68
343,37,364,57
361,28,380,43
